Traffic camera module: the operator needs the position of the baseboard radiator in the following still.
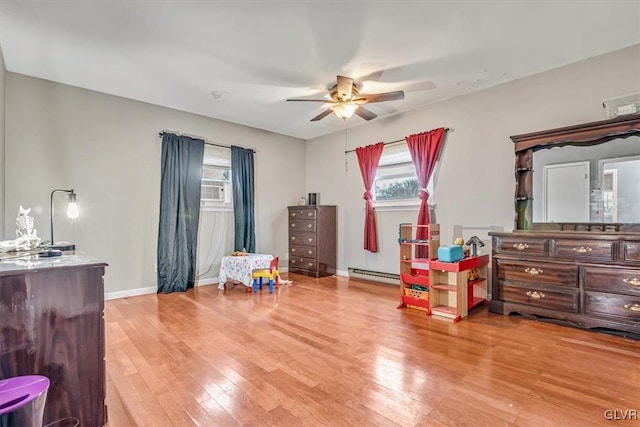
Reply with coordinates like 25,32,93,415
348,268,399,286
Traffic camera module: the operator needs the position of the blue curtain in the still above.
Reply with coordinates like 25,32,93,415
157,133,204,293
231,146,255,252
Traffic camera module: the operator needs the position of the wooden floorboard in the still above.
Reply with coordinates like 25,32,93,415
105,273,640,426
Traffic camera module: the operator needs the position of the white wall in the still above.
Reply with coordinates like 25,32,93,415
0,45,5,240
306,44,640,276
5,74,306,294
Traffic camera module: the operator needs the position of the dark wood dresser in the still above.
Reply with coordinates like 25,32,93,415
287,205,336,277
490,114,640,336
0,254,108,426
490,232,640,334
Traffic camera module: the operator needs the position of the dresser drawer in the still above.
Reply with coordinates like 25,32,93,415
290,232,316,246
551,239,614,261
621,241,640,264
496,259,578,287
585,292,640,321
290,257,316,272
290,219,316,232
584,266,640,295
497,237,547,255
289,208,316,220
290,245,316,259
499,282,579,312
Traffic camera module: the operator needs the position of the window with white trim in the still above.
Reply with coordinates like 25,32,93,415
373,143,435,208
201,145,233,211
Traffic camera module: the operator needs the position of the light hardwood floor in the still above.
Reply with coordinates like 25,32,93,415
105,273,640,426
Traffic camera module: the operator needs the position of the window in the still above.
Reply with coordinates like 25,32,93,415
201,145,232,211
373,143,434,209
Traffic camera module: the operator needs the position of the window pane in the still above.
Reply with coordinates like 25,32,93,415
202,165,229,180
375,176,420,200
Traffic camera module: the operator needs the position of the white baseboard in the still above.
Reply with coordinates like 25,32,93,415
105,286,156,301
195,277,219,286
105,277,220,301
336,269,349,277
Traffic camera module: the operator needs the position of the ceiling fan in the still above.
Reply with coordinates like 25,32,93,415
287,75,404,121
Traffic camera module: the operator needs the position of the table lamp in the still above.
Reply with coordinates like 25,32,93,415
39,189,79,257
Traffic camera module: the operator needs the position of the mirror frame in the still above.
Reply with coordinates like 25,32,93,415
511,113,640,232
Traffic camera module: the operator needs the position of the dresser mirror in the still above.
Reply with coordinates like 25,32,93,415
532,135,640,224
511,113,640,231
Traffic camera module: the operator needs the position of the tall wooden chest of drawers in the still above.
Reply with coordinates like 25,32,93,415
288,205,336,278
489,231,640,335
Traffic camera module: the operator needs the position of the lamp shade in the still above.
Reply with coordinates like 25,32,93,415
67,193,79,219
331,103,358,120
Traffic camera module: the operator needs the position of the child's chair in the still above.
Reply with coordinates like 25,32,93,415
252,257,280,293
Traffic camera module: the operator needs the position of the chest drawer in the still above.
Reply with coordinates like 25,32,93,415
552,239,614,261
290,219,316,232
585,292,640,321
499,283,578,312
621,241,640,264
289,208,316,220
496,259,578,287
290,232,316,246
290,245,316,259
290,257,316,272
497,237,547,255
583,267,640,296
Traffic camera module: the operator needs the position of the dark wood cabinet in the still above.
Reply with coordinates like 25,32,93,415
491,114,640,336
0,255,108,426
490,230,640,335
288,205,336,277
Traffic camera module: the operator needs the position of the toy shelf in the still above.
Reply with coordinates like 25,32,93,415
429,254,490,322
397,223,440,315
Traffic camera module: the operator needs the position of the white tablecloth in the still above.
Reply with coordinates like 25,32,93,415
218,253,274,289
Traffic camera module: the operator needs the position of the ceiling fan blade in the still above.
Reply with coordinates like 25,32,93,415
336,75,354,101
355,91,405,104
354,106,377,121
286,98,333,103
310,109,334,122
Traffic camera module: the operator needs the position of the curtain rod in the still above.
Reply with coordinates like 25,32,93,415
158,131,256,153
344,127,450,154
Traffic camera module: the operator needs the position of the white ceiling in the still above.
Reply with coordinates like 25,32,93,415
1,1,639,140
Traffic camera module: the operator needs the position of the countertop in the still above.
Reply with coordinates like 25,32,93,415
0,252,107,276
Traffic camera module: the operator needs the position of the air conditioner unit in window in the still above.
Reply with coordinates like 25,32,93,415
202,180,226,202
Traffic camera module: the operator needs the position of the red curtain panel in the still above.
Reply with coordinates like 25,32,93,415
355,142,385,252
405,128,445,257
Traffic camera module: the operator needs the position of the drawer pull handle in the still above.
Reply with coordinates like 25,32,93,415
291,248,296,252
308,250,312,255
624,303,640,313
308,263,313,267
292,213,296,217
291,236,296,241
291,260,296,264
513,243,529,251
291,223,296,228
308,224,312,229
526,290,546,299
308,212,313,217
622,277,640,287
572,246,592,253
524,267,543,275
308,238,313,242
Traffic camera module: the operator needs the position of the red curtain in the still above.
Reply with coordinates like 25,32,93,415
355,142,384,252
406,128,445,256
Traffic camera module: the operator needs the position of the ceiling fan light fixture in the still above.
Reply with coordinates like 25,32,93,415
331,103,358,120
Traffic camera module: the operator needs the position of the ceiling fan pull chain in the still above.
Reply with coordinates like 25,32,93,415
344,121,348,174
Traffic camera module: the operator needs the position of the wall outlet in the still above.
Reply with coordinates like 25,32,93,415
154,262,157,273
